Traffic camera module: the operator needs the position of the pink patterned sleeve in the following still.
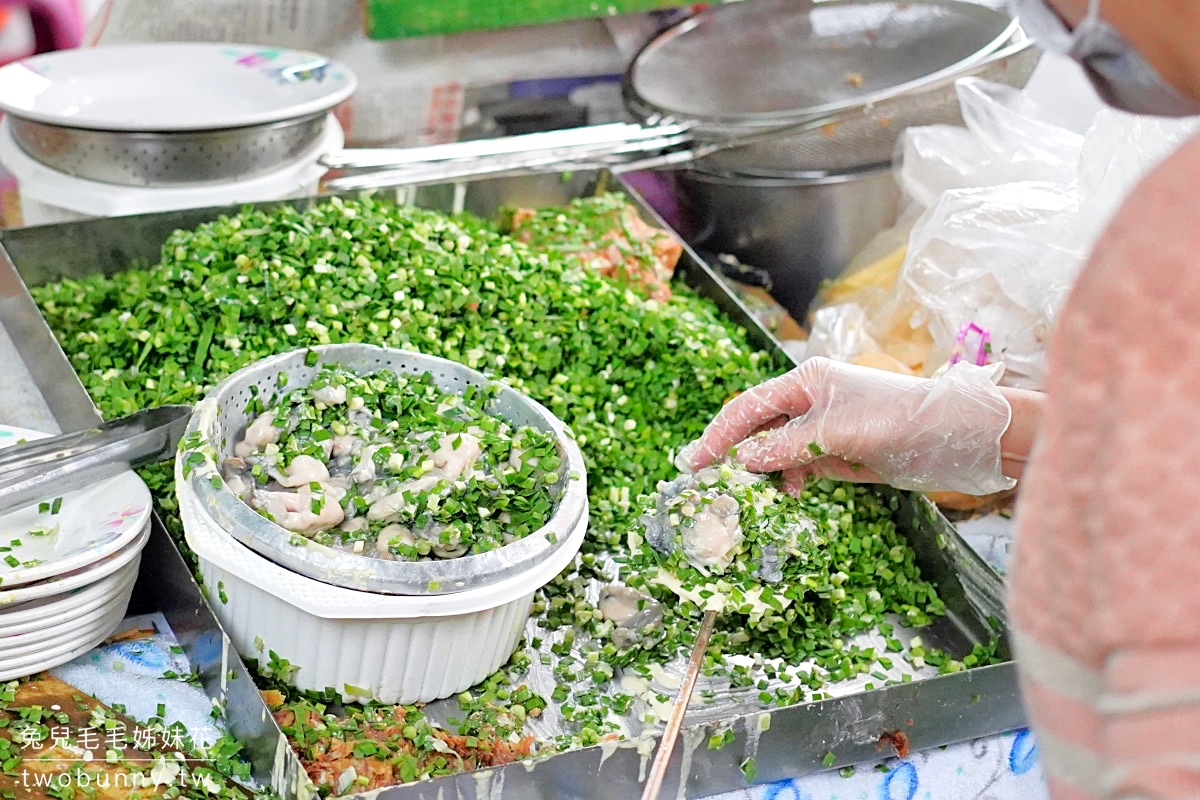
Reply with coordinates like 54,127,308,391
1010,132,1200,800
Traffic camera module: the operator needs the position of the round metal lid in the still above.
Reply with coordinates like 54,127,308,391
626,0,1020,126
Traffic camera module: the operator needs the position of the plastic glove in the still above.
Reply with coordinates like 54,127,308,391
687,356,1016,496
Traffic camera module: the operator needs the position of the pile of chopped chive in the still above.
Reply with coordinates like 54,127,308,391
30,193,995,795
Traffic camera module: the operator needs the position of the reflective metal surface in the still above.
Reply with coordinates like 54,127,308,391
629,0,1017,120
625,0,1036,175
323,122,693,170
0,171,1025,800
674,164,901,319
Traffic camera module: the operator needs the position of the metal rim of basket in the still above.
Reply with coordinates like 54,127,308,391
689,42,1040,179
680,159,897,185
182,344,589,597
6,112,331,188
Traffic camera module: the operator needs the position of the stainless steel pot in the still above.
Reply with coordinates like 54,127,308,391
7,112,330,187
674,165,900,320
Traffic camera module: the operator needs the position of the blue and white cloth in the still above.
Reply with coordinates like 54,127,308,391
51,613,227,749
709,729,1045,800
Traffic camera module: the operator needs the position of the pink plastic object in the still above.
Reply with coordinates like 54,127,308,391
0,0,82,57
950,322,992,367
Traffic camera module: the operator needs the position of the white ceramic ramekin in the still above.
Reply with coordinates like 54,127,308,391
177,471,586,704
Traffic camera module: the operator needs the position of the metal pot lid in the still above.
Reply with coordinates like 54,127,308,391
626,0,1020,127
0,43,356,132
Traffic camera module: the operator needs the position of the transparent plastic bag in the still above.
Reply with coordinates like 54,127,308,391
804,303,878,363
896,78,1084,208
901,180,1085,389
809,78,1199,390
899,95,1199,389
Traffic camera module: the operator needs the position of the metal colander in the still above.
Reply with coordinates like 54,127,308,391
179,344,588,596
7,113,332,188
625,0,1038,176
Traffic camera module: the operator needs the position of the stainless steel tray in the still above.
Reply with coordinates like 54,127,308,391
0,171,1025,800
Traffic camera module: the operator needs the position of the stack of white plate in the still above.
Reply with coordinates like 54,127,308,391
0,424,152,679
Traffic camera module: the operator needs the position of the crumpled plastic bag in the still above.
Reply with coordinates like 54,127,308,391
902,180,1084,388
805,303,878,363
897,79,1084,207
804,206,931,372
809,76,1200,390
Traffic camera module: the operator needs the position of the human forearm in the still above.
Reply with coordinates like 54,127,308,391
999,387,1046,482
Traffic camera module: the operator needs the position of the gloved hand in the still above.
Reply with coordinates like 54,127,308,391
686,356,1016,496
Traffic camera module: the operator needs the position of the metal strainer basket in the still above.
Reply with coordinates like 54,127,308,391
8,113,332,188
179,344,588,596
624,0,1038,177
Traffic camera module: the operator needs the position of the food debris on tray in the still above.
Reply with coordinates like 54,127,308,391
266,690,538,793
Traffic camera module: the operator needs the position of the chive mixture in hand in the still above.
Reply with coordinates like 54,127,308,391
618,468,944,674
222,366,560,560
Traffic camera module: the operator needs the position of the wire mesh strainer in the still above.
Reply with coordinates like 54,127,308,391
625,0,1035,176
180,344,588,596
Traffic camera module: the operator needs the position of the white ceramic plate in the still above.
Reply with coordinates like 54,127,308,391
0,526,148,607
0,424,152,588
0,582,132,658
0,42,357,131
0,600,129,679
0,564,136,635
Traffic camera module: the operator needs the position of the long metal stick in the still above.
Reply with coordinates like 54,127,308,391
324,131,692,191
641,608,719,800
322,122,691,169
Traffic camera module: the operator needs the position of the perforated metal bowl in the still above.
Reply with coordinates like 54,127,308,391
180,345,588,596
7,112,331,187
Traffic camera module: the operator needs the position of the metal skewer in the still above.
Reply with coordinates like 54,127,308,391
325,130,693,191
641,608,719,800
322,122,692,170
